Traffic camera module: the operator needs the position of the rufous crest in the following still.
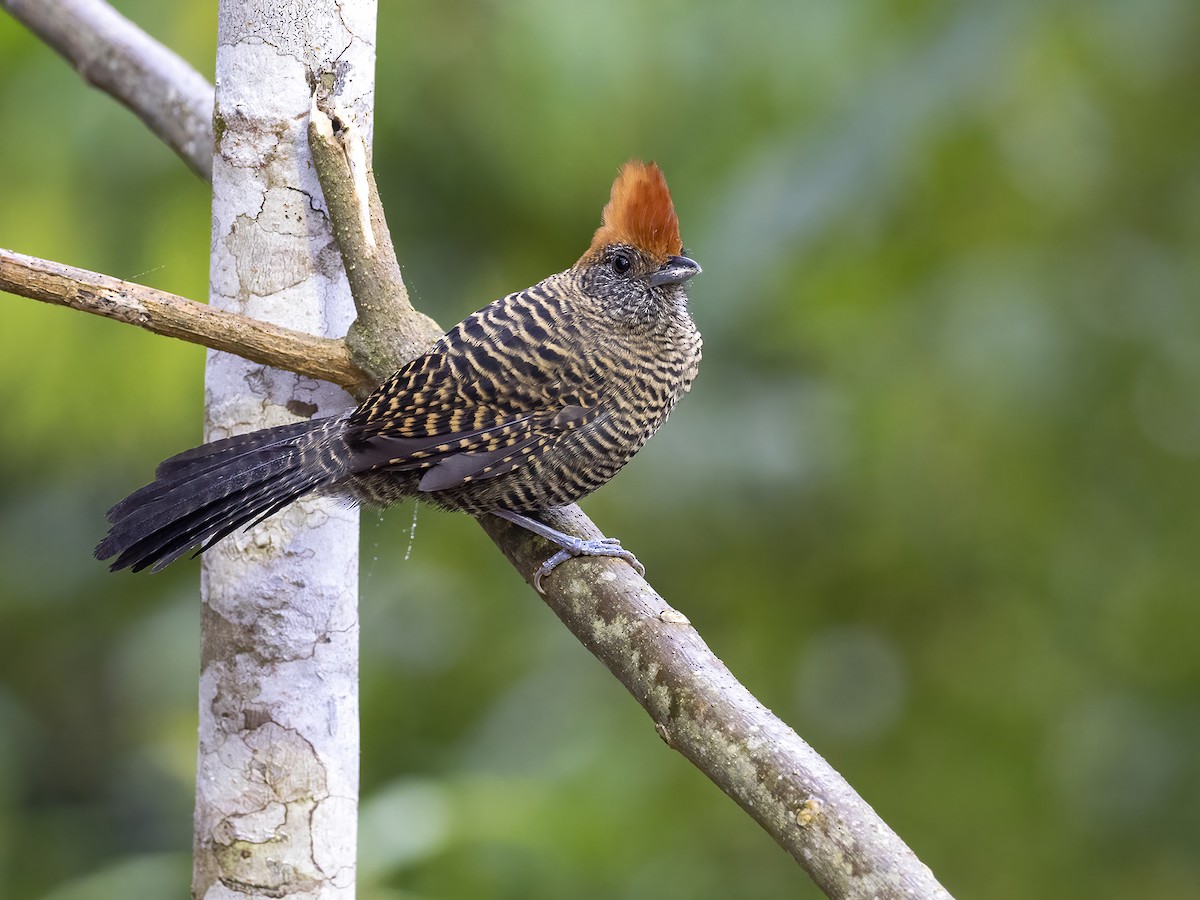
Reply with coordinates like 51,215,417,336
585,160,682,262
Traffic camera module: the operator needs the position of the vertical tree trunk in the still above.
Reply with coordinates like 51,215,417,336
193,2,377,897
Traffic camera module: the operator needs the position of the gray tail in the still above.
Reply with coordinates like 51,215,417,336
95,417,347,573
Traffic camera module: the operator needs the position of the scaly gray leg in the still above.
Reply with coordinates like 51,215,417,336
491,508,645,592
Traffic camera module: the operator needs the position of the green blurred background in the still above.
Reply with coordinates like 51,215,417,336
3,1,1199,897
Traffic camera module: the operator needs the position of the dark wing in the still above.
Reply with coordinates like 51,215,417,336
344,287,604,492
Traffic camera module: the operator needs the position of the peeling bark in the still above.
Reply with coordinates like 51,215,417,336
193,2,376,897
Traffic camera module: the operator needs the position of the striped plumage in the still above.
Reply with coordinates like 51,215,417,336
96,161,702,583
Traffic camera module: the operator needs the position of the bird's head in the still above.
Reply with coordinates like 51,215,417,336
574,160,701,323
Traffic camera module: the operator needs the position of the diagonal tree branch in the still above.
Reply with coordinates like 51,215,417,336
481,508,949,898
2,0,214,179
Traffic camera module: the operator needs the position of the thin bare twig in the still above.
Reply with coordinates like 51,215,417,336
0,247,374,396
3,0,214,179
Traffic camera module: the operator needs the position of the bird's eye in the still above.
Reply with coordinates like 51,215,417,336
611,251,632,275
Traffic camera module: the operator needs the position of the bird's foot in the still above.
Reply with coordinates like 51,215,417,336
490,508,645,592
534,538,645,593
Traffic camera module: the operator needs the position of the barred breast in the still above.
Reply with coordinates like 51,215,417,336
345,272,701,515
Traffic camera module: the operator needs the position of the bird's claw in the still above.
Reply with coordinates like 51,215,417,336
532,537,645,592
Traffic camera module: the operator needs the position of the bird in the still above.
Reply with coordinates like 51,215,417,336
95,160,702,590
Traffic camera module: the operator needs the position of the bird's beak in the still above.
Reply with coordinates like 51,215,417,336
647,255,702,287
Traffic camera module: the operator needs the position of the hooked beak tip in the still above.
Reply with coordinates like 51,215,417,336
649,255,702,287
